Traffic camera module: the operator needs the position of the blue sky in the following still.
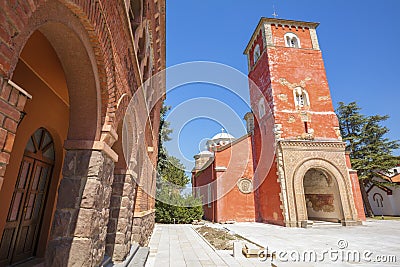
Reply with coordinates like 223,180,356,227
164,0,400,170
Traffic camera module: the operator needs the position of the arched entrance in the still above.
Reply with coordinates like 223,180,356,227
0,2,106,264
303,168,344,223
0,128,55,265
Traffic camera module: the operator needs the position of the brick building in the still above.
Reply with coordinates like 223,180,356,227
192,18,366,227
0,0,165,266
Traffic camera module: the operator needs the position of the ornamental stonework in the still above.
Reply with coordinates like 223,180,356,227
237,178,253,194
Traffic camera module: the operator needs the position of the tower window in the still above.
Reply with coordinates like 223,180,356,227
253,44,261,64
284,32,301,48
293,87,309,108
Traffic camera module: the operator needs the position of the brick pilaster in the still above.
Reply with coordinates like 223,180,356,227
0,77,29,190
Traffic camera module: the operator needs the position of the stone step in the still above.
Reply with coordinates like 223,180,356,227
100,255,112,267
312,220,342,227
110,243,140,267
127,247,149,267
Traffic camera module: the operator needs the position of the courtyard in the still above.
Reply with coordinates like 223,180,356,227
146,220,400,267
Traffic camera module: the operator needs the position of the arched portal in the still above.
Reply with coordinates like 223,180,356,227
0,28,71,265
303,168,344,223
0,6,106,264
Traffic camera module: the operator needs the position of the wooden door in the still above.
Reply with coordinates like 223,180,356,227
0,128,54,266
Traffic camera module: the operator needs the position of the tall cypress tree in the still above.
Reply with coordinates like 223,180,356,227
336,102,399,217
155,103,203,223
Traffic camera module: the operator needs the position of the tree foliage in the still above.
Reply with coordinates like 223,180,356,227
155,191,203,224
155,103,203,223
336,102,399,216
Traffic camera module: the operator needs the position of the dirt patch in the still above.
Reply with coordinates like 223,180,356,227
196,226,244,250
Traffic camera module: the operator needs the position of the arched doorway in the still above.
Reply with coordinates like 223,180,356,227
0,128,55,265
303,168,344,223
0,6,104,264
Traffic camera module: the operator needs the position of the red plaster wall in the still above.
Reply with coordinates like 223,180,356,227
256,160,284,225
267,45,339,140
271,25,313,49
214,136,256,222
248,29,264,66
193,136,256,223
193,161,216,222
346,153,366,221
349,171,366,221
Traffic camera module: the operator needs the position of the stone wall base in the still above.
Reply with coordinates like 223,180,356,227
131,211,155,246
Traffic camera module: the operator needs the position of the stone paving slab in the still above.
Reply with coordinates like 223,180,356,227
146,221,400,266
145,224,268,267
222,220,400,267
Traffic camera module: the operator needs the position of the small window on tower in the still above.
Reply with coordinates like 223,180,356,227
253,44,261,64
284,32,301,48
293,87,309,108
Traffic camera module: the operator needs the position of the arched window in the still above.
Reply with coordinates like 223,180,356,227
293,87,309,108
253,44,261,64
284,32,301,48
258,98,266,118
373,193,384,208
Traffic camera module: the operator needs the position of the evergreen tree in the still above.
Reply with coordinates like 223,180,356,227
336,102,399,217
155,103,203,223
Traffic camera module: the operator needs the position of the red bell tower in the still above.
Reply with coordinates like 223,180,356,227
244,18,365,227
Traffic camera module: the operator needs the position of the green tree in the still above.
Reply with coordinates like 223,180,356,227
336,102,399,217
155,103,203,223
157,105,172,174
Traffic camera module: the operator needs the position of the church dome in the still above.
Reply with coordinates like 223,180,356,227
211,132,235,140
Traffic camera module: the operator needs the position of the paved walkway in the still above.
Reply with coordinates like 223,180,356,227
145,224,265,267
146,221,400,267
223,220,400,266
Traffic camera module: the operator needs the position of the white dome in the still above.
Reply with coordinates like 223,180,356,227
211,132,235,140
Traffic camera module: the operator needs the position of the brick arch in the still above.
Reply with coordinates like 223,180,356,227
5,0,117,140
291,158,357,224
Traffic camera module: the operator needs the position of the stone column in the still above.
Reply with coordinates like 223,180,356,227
106,171,136,262
45,150,114,267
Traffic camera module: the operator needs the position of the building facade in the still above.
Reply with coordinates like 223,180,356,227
367,166,400,216
0,0,165,266
193,18,366,227
192,132,256,223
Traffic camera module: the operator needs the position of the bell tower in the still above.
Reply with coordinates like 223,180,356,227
244,18,365,227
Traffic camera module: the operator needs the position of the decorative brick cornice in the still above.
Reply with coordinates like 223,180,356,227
262,17,319,30
279,140,346,150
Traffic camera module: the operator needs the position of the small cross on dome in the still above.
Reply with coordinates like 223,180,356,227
221,128,225,133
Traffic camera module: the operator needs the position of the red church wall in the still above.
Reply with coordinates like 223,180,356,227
248,29,264,67
214,136,256,222
192,160,216,222
345,153,366,221
267,45,339,140
270,25,313,49
349,171,366,222
256,159,285,226
193,136,256,223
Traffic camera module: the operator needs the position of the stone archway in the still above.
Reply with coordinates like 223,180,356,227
0,2,117,266
303,168,344,223
291,158,359,227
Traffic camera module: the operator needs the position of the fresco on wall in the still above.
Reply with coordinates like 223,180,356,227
305,194,335,212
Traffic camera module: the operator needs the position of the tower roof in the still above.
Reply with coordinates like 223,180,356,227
244,17,320,54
